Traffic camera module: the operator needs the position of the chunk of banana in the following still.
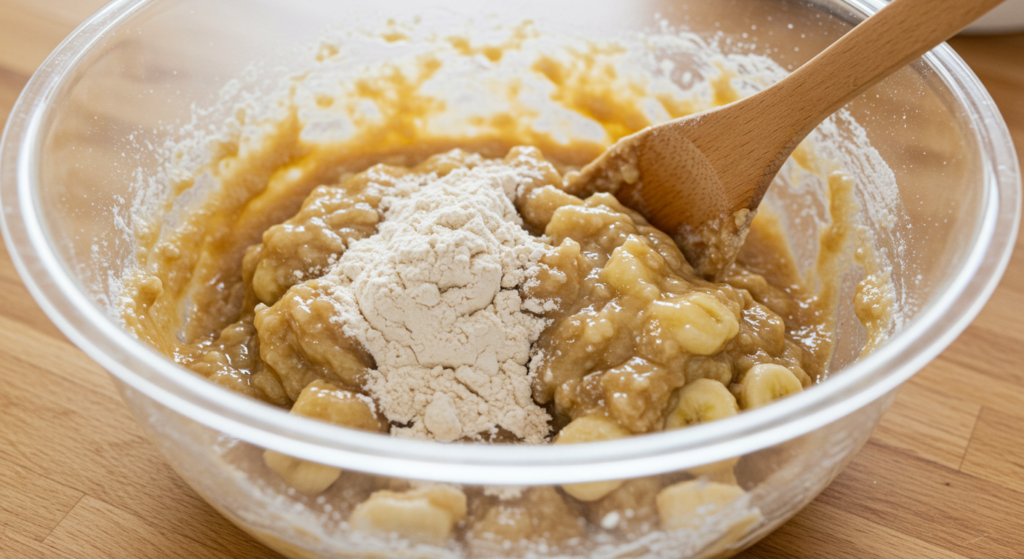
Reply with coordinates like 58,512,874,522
262,450,341,495
657,479,743,530
656,479,759,539
648,292,740,356
659,477,765,552
555,415,630,501
290,379,389,433
667,379,741,477
556,414,632,444
350,485,467,545
739,363,803,410
666,378,739,429
263,381,387,495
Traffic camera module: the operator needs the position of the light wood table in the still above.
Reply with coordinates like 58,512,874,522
1,2,1022,558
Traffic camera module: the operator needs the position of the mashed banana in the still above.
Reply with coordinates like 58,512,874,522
128,146,831,442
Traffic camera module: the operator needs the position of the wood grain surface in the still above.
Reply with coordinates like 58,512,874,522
1,2,1022,558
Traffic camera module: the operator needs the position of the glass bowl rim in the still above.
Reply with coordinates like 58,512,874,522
0,0,1019,485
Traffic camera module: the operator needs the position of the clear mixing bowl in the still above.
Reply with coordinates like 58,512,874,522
1,0,1018,557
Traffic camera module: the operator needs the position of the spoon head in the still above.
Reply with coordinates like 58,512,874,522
566,114,757,279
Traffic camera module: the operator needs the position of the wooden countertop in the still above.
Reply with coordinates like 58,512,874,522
1,2,1022,558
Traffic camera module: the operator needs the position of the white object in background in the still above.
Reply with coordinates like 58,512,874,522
963,0,1024,33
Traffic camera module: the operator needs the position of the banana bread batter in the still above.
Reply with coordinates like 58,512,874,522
119,23,894,553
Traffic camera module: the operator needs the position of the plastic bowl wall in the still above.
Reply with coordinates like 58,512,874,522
1,0,1018,557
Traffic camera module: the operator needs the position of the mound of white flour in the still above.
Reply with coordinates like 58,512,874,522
321,163,553,442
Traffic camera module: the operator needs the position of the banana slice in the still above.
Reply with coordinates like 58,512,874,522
262,450,341,495
667,379,741,477
666,378,739,429
350,485,467,545
657,479,744,530
738,364,803,410
562,479,625,503
555,415,630,501
648,292,740,356
656,479,760,539
263,380,385,495
290,379,389,433
658,479,763,558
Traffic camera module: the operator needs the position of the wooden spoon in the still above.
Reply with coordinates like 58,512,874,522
566,0,1005,279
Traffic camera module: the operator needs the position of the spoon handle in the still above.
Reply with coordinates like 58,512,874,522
752,0,1005,151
